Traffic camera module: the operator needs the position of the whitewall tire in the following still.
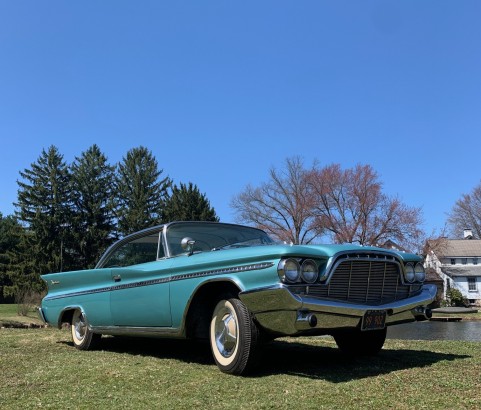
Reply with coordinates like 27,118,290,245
210,298,259,375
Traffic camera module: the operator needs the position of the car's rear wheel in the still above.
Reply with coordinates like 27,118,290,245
334,327,387,356
71,310,101,350
210,298,259,375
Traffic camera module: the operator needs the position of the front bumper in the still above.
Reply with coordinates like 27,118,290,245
239,284,437,336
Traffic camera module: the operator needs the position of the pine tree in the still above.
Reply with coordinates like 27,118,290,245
162,182,219,223
15,146,72,277
4,226,45,299
70,144,116,269
0,213,23,302
115,146,171,235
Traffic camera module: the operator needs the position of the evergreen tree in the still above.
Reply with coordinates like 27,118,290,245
162,182,219,222
116,146,171,235
4,226,45,299
70,144,116,269
0,213,23,302
15,146,72,277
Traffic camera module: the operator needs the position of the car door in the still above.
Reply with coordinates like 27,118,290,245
109,262,173,327
105,229,173,327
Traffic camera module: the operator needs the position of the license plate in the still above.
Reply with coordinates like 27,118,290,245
361,310,386,331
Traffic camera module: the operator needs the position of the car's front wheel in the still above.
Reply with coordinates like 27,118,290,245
71,310,101,350
210,298,259,375
334,327,387,356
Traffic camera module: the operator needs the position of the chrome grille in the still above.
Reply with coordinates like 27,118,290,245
308,255,421,305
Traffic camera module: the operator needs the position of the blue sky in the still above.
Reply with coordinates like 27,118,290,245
1,1,480,236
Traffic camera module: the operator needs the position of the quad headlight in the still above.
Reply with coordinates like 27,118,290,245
414,262,426,282
404,262,425,283
278,258,319,284
301,259,319,283
404,263,415,283
278,258,301,283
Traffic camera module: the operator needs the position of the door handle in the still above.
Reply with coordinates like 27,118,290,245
113,275,121,282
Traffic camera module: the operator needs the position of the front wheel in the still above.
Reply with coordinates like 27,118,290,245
71,310,101,350
210,298,259,375
334,327,387,356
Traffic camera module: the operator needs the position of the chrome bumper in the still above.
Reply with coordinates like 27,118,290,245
239,284,438,336
37,307,48,325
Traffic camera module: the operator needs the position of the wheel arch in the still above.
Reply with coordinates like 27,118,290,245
57,306,84,329
184,279,242,340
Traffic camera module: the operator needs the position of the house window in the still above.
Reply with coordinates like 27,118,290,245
467,277,477,292
450,258,456,265
462,258,467,265
473,258,478,265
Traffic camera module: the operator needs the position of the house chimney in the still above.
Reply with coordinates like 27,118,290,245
464,229,473,239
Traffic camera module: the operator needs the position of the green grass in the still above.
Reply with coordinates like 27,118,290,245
431,310,481,321
0,304,43,326
0,327,480,409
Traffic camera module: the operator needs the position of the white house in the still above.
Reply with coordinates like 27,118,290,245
425,230,481,307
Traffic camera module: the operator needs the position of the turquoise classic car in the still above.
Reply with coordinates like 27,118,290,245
39,221,437,375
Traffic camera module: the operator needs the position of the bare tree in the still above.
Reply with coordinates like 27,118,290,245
447,181,481,239
423,235,449,259
231,157,317,244
307,164,423,250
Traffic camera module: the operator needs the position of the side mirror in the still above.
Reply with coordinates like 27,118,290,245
181,237,196,256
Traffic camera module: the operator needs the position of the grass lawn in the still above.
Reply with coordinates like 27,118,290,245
1,326,480,409
431,310,481,321
0,304,44,327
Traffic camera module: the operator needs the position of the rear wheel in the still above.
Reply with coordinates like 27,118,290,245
71,310,101,350
210,298,259,375
334,327,387,356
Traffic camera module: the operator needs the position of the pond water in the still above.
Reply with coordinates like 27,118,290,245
387,321,481,342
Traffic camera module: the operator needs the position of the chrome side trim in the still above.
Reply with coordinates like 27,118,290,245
171,262,273,281
91,325,183,338
43,262,274,302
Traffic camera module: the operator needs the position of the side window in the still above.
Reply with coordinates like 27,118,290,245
104,233,160,268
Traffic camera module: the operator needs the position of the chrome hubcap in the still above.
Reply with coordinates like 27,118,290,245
74,313,87,341
214,306,238,358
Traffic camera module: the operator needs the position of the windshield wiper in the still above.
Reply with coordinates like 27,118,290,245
211,243,250,251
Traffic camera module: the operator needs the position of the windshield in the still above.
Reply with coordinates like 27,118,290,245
166,222,274,256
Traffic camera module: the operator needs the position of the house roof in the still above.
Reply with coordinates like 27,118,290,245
441,266,481,277
426,267,443,282
439,240,481,257
380,239,409,253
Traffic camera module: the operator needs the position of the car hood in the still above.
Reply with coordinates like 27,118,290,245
206,243,420,262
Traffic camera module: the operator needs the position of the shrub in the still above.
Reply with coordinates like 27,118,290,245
15,289,43,316
446,288,469,307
